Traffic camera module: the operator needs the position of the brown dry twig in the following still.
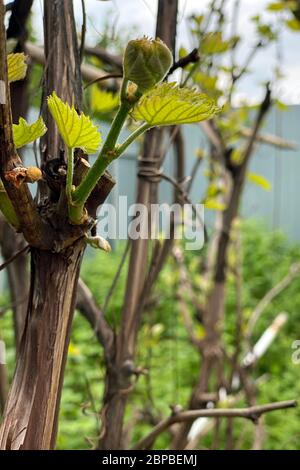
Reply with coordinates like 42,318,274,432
0,244,29,272
132,400,297,450
247,261,300,337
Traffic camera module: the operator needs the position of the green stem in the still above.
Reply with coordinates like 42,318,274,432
115,122,150,158
73,100,131,206
66,146,74,202
68,79,149,225
120,78,129,102
69,97,132,224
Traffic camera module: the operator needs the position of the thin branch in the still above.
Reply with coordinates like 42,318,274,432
229,225,243,386
0,244,29,272
173,246,204,350
132,400,297,450
241,84,272,163
168,48,200,75
25,41,117,87
160,172,207,240
200,120,227,161
137,129,204,324
28,41,201,88
247,262,300,337
79,0,86,64
233,41,262,84
132,128,186,323
5,2,13,13
228,40,263,103
102,240,130,316
230,0,240,74
76,278,114,359
84,45,123,70
186,155,203,194
239,127,297,150
84,73,122,89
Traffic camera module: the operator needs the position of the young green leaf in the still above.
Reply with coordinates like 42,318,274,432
131,82,220,127
47,92,101,153
267,1,297,12
7,53,27,83
285,18,300,31
247,172,271,191
200,32,231,55
13,117,47,149
91,86,119,114
203,199,226,211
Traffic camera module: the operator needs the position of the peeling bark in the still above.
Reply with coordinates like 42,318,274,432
0,242,84,449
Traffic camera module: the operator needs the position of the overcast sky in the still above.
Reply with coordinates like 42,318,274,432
30,0,300,104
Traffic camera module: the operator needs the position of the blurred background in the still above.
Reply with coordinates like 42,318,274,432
1,0,300,450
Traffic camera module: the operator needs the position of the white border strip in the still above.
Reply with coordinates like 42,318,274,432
0,80,6,104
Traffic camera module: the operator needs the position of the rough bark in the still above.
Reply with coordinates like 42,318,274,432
41,1,82,159
0,12,52,250
0,0,34,348
0,0,87,449
0,334,8,415
0,242,84,449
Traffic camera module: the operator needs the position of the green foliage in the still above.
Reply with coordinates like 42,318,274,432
203,199,226,211
251,15,278,41
285,18,300,30
265,2,300,39
7,53,27,83
90,86,119,114
131,82,220,126
246,172,272,191
267,1,298,12
200,32,232,55
47,92,102,154
225,222,300,449
193,71,222,99
13,117,47,149
1,223,299,449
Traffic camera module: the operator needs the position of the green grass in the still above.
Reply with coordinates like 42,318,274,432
0,220,299,449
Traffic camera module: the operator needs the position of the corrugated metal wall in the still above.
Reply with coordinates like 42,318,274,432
108,105,300,242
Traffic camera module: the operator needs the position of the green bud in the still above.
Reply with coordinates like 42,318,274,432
123,37,173,93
